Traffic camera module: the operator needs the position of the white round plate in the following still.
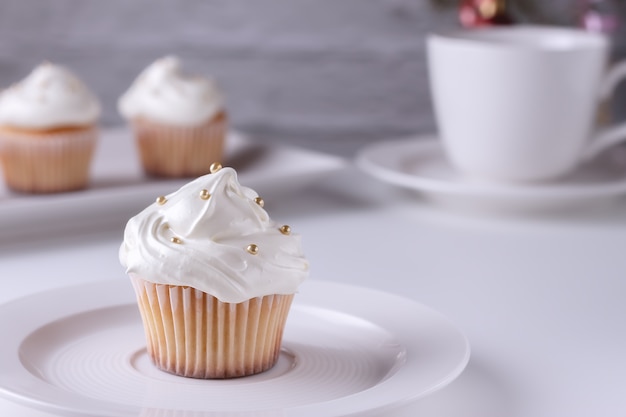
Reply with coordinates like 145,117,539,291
356,136,626,211
0,280,469,417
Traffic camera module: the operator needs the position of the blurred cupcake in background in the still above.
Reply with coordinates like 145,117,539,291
0,62,100,193
118,56,227,178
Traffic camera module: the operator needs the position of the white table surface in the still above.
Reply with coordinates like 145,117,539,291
1,142,625,417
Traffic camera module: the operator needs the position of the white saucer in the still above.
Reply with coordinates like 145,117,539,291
0,280,469,417
356,135,626,211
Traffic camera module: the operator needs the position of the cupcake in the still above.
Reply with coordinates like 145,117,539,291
119,164,309,378
118,56,227,178
0,63,100,193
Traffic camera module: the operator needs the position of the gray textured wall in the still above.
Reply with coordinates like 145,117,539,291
0,1,457,144
0,1,624,155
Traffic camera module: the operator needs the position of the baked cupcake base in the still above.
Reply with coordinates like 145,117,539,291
131,111,227,178
0,125,97,193
131,276,294,379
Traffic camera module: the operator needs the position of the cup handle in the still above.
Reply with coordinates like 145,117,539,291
581,60,626,162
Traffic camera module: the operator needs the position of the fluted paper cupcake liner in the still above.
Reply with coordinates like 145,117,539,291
0,126,97,193
131,277,294,379
131,112,227,178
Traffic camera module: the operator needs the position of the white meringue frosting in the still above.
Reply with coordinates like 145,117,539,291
0,62,100,129
118,56,224,126
119,167,309,303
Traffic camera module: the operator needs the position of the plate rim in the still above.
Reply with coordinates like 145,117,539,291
0,279,470,417
356,135,626,200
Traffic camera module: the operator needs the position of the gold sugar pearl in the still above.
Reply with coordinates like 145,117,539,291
156,196,167,205
246,244,259,255
254,197,264,207
200,189,211,200
171,237,183,244
210,162,223,173
279,225,291,235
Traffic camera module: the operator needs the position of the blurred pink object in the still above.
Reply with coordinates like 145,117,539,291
579,0,620,33
458,0,513,27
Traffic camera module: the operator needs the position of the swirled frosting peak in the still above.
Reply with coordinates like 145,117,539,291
0,62,100,129
120,167,309,303
118,56,223,126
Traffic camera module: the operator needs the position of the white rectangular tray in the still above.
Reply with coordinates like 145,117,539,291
0,128,345,241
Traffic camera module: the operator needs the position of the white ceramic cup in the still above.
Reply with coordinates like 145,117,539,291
427,25,626,183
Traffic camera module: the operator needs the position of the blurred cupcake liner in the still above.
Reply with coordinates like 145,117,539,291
0,126,97,193
131,276,294,379
131,111,227,178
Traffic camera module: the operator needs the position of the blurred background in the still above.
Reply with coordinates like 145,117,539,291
1,0,626,156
